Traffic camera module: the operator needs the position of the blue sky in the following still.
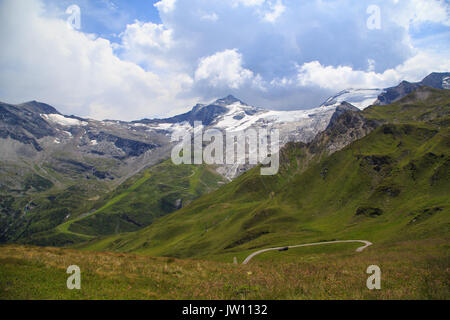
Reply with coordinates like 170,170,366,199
45,0,162,41
0,0,449,120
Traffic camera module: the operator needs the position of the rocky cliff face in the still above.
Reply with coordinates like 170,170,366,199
0,100,173,199
309,102,379,155
278,102,380,176
0,101,58,151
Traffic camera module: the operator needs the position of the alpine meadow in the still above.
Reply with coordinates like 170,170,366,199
0,0,449,304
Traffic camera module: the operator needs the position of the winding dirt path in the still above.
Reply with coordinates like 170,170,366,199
242,240,372,265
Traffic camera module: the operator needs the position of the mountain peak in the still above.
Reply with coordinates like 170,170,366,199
420,72,450,89
376,71,450,105
191,103,206,113
213,95,246,107
18,101,61,115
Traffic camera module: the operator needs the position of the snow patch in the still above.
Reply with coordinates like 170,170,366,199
41,114,87,126
443,76,450,90
147,121,194,140
321,89,383,110
213,102,329,132
133,123,149,127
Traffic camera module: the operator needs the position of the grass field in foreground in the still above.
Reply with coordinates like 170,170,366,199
1,239,448,300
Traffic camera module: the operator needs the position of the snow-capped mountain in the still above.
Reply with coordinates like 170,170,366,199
128,95,338,178
129,89,393,178
135,95,336,144
1,72,449,186
0,94,338,182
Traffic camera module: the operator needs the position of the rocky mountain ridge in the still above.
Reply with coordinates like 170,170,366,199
1,72,448,191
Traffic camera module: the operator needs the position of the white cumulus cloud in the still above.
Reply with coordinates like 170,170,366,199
391,0,450,29
0,0,197,121
195,49,263,89
154,0,177,14
1,0,449,118
263,0,285,23
297,50,450,90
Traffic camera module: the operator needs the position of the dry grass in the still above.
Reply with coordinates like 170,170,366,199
0,239,448,300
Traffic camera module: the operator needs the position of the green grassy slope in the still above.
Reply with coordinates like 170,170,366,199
78,88,450,261
0,176,111,244
26,161,226,246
